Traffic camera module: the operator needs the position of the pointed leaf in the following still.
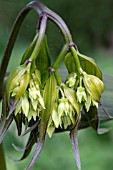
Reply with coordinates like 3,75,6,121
97,127,111,134
39,74,57,140
35,35,51,87
13,113,23,136
70,116,81,170
20,34,38,64
26,138,44,170
35,35,51,73
10,132,35,162
84,106,99,131
21,122,38,137
0,115,13,143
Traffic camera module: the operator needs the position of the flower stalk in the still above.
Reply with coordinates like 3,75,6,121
70,46,81,72
30,14,47,61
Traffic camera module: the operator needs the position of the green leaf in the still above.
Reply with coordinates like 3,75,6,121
0,144,7,170
64,52,102,79
35,35,51,87
0,115,13,143
35,35,51,73
20,34,38,64
70,116,81,170
100,74,113,119
39,74,57,140
84,106,99,131
11,131,36,162
13,113,23,136
26,138,44,170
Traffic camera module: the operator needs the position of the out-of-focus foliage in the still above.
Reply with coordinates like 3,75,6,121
1,0,113,54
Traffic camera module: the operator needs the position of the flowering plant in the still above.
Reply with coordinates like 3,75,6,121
0,1,112,170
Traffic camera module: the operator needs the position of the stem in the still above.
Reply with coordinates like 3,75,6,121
0,144,6,170
0,6,32,100
30,15,47,61
55,70,62,86
0,0,74,100
45,7,73,44
28,1,73,43
53,44,69,69
52,44,69,85
70,46,81,71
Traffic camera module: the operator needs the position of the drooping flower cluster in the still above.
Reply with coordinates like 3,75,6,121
0,33,105,170
47,84,79,137
13,69,45,122
66,70,104,112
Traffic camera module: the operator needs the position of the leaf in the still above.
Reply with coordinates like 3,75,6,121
26,138,44,170
99,74,113,119
0,115,13,143
20,34,38,64
0,95,7,133
97,127,111,135
70,115,81,170
79,110,89,129
9,132,35,162
13,113,23,136
21,121,38,137
84,106,99,131
39,74,57,139
35,35,51,73
64,52,102,79
0,95,13,143
35,35,51,87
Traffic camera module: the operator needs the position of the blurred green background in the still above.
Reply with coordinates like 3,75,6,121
0,0,113,170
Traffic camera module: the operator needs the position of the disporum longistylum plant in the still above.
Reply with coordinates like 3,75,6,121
0,1,112,170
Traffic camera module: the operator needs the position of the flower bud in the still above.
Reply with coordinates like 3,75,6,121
83,72,104,101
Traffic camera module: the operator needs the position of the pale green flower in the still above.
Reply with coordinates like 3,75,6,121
66,73,77,88
28,72,45,110
85,93,92,112
12,68,45,122
76,86,87,103
46,85,78,137
85,92,99,112
52,103,60,128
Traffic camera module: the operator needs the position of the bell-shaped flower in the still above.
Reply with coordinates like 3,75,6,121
58,97,76,129
76,86,87,103
66,72,77,88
